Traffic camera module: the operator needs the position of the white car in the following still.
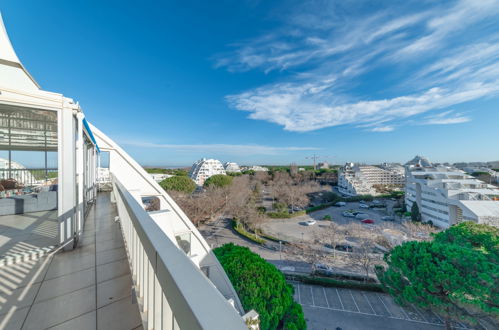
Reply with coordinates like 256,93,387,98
342,211,355,217
305,220,317,226
359,203,369,209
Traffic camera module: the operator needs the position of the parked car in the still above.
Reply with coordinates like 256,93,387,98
335,201,346,207
305,220,317,226
359,203,369,209
342,211,355,217
355,213,369,219
314,263,331,271
334,244,353,252
381,216,395,221
361,218,375,224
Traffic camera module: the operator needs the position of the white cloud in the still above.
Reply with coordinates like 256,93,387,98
119,141,320,155
370,126,395,132
227,81,499,132
396,0,499,57
421,110,471,125
217,0,499,132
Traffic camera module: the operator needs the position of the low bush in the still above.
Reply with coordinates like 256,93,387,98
312,270,377,283
322,215,332,220
267,211,291,219
272,202,288,212
286,274,383,292
260,233,288,244
305,203,334,213
267,210,306,219
231,220,265,245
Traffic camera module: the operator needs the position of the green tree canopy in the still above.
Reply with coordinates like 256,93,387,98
203,174,233,188
377,239,498,328
433,222,499,262
159,176,196,194
410,202,422,222
214,243,306,330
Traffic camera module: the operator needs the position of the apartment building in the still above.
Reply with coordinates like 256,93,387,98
405,156,499,228
224,161,241,173
190,158,226,185
338,162,405,196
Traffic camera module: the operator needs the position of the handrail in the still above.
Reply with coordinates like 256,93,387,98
89,123,244,314
113,176,247,330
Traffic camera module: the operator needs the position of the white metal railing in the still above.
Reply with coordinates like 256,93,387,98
112,176,247,330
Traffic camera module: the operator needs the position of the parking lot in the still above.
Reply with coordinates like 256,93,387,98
292,282,472,330
261,201,400,243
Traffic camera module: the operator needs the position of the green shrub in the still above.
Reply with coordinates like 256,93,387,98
227,172,243,177
159,176,196,194
286,274,383,292
267,210,305,219
272,202,288,212
214,244,305,330
267,211,291,219
260,233,288,244
305,203,334,213
322,215,332,220
204,174,233,188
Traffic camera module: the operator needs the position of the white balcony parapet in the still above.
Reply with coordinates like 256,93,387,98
113,175,247,329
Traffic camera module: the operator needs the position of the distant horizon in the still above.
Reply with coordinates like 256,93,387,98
140,158,499,169
3,1,499,165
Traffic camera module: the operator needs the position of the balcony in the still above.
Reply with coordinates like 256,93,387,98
0,192,142,329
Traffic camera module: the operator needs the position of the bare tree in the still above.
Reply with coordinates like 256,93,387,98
351,239,377,281
322,222,344,261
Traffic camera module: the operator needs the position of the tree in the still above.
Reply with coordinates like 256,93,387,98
432,221,499,262
214,243,305,330
204,174,233,188
321,222,344,261
377,240,498,329
410,202,422,222
282,302,306,330
159,176,196,194
351,238,377,281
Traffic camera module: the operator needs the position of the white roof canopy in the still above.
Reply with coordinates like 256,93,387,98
0,12,40,90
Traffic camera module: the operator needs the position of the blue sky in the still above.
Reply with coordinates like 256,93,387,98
3,0,499,166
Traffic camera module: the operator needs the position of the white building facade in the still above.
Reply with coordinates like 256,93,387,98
224,162,241,173
405,156,499,228
189,158,226,185
338,162,405,196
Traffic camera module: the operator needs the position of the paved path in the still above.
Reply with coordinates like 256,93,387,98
0,193,142,330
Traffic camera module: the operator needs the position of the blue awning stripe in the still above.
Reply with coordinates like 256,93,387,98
82,118,100,153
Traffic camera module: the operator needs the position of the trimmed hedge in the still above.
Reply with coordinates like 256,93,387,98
286,274,384,292
260,233,288,244
267,210,306,219
305,203,334,213
231,220,265,245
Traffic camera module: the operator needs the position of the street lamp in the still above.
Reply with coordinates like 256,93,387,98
279,241,282,261
301,232,304,241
